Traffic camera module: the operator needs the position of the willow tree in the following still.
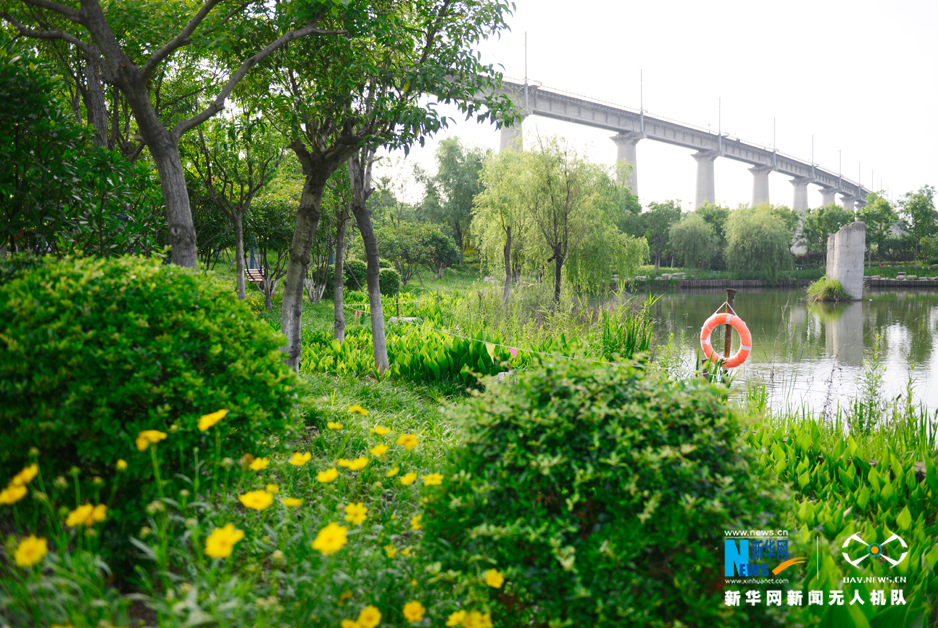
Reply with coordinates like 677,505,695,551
250,0,516,371
2,0,345,267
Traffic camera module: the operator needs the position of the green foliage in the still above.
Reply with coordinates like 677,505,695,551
344,258,369,291
726,206,792,280
379,267,401,297
424,358,784,628
421,137,489,255
0,46,164,257
301,322,510,387
668,213,715,270
0,256,296,530
376,222,458,286
899,185,937,268
643,200,682,269
806,278,851,302
858,193,898,266
800,204,855,255
379,258,392,269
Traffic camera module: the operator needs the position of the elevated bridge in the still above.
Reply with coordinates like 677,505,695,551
498,79,871,210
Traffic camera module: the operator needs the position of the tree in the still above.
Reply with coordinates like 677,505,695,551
857,193,897,268
899,185,937,271
2,0,344,267
725,206,792,280
643,201,681,271
421,137,488,262
668,213,714,270
248,190,293,311
184,114,282,300
1,46,163,257
472,150,532,300
695,202,730,269
251,1,515,371
799,204,855,255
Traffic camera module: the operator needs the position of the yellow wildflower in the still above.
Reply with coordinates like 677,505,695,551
116,459,127,471
14,535,48,568
281,497,303,508
410,579,418,587
327,422,344,430
446,610,466,627
402,601,425,623
463,611,493,628
401,548,412,556
396,434,418,450
357,605,382,628
384,544,397,558
370,444,389,457
344,502,368,525
348,405,369,415
317,467,339,483
410,514,423,530
11,464,38,486
311,522,348,556
249,458,269,471
135,430,167,451
386,466,400,477
64,503,106,527
289,452,312,466
370,425,390,435
337,458,352,468
0,484,27,505
204,523,244,559
338,590,354,605
399,473,417,486
347,457,368,471
238,490,274,511
421,473,443,486
197,409,227,432
340,621,359,628
266,484,279,494
484,568,504,588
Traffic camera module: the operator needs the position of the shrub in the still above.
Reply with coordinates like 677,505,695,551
344,258,368,291
0,256,296,530
378,258,392,269
726,207,792,280
379,267,401,297
806,277,851,302
423,358,784,628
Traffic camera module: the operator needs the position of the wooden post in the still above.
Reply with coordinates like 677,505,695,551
723,288,737,362
396,294,400,318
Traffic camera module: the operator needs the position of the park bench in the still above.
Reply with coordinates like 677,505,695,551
245,268,265,284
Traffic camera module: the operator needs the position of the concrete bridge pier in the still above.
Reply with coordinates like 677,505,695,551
820,187,837,207
499,118,524,152
790,177,810,212
841,195,857,212
750,165,773,206
611,131,643,194
692,150,719,208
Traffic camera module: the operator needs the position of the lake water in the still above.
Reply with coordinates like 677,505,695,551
647,288,938,414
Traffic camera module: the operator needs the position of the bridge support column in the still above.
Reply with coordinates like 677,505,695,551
611,132,643,194
499,118,524,152
750,165,773,206
841,195,857,212
692,150,719,209
820,187,837,207
790,177,810,212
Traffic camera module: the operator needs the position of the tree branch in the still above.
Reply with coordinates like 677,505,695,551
172,21,345,140
2,12,98,60
18,0,80,22
141,0,225,79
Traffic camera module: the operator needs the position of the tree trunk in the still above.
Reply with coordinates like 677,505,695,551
348,151,389,374
333,209,349,342
554,253,563,302
234,212,246,301
503,225,512,301
83,55,108,148
121,86,198,267
455,221,464,264
281,170,329,371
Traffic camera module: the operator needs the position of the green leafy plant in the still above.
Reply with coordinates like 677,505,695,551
345,259,369,291
0,255,297,535
379,268,401,297
423,358,785,628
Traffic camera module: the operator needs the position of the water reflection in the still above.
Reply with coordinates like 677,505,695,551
647,288,938,412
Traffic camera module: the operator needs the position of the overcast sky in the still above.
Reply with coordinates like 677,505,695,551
382,0,937,212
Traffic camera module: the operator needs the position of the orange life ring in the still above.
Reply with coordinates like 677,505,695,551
700,312,752,368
